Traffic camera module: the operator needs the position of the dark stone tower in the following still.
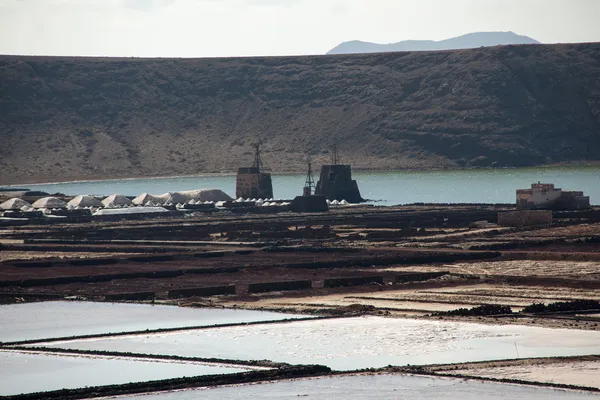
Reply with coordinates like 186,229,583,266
315,164,364,203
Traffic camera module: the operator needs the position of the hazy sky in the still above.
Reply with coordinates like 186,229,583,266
1,0,599,57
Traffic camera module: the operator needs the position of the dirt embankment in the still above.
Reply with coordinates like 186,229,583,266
417,355,600,391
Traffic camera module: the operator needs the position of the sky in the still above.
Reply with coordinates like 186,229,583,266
1,0,599,57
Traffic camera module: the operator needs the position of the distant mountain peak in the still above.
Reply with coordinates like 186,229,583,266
327,31,541,55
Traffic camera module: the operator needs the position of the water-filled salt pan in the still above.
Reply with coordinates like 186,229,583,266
42,316,600,371
0,351,249,396
0,301,311,342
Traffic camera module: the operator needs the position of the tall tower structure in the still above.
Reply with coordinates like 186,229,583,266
235,138,273,199
314,145,364,203
330,144,340,165
302,161,315,196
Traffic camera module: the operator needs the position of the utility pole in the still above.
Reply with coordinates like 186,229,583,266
330,143,340,165
252,137,264,173
303,160,315,196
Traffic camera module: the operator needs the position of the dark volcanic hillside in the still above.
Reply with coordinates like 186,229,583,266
1,43,600,184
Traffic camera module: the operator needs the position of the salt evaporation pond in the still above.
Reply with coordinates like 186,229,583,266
115,374,596,400
0,301,310,342
0,351,250,396
42,317,600,371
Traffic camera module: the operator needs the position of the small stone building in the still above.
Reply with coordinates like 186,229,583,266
498,210,553,228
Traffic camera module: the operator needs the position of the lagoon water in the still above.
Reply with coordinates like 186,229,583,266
42,316,600,371
120,374,596,400
15,165,600,205
0,301,310,343
0,351,249,396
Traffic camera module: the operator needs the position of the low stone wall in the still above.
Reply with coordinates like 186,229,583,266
498,210,553,228
285,252,500,270
264,246,358,254
394,271,448,283
168,285,236,298
68,258,120,266
193,251,226,258
8,260,55,268
128,254,178,262
7,250,229,268
104,291,156,301
323,276,384,288
247,280,312,293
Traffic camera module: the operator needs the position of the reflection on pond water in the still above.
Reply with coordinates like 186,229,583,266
0,301,310,342
0,351,249,396
120,373,595,400
42,317,600,371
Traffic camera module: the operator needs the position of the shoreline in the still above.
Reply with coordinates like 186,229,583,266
3,162,600,187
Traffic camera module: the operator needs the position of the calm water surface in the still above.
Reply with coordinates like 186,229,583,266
115,374,596,400
0,301,310,342
41,317,600,371
14,166,600,205
0,351,249,396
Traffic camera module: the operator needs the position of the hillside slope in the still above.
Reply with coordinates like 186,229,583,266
327,32,540,55
1,43,600,184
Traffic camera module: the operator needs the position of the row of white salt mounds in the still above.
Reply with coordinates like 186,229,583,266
66,204,101,210
327,199,349,205
0,198,31,210
261,201,291,207
100,204,140,209
132,189,232,208
143,200,216,207
235,197,275,203
187,199,216,205
3,189,233,211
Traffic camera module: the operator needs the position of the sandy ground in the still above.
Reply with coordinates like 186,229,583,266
381,260,600,279
504,223,600,239
216,283,600,311
442,359,600,389
0,251,146,262
371,283,600,303
213,283,600,331
223,293,474,313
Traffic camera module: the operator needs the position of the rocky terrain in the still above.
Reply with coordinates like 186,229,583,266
1,42,600,184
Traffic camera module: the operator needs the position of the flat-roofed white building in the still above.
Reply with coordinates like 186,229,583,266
517,182,589,210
